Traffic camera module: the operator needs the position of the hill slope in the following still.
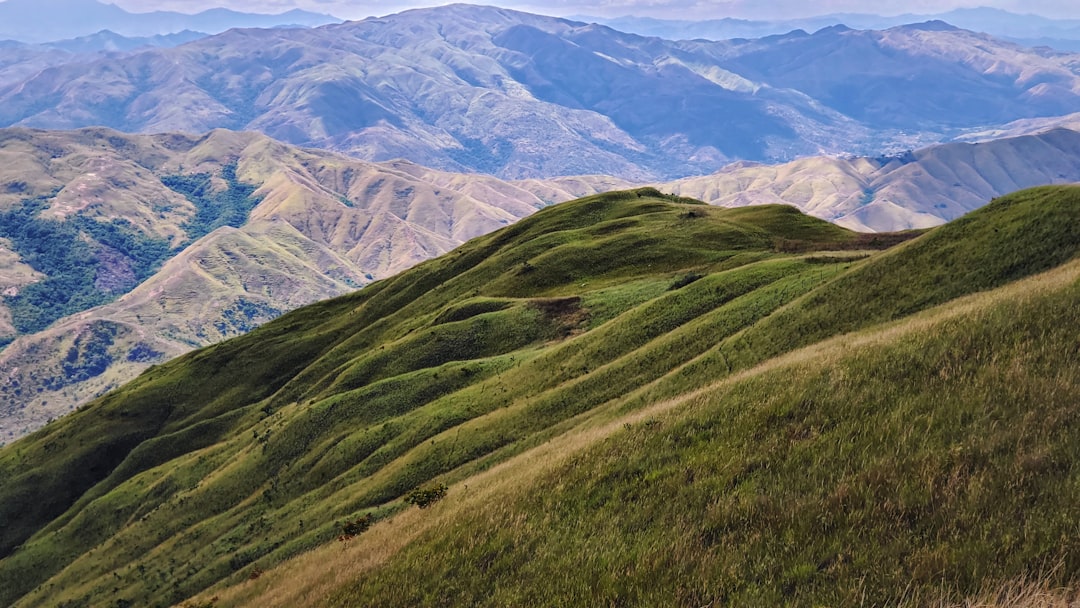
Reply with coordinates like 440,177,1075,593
6,125,1080,441
2,185,1079,607
0,127,614,442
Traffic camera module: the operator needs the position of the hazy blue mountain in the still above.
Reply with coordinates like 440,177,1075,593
0,30,207,88
42,30,207,53
583,7,1080,51
719,22,1080,129
1004,38,1080,52
1,5,1079,179
0,41,88,89
0,0,339,42
936,8,1080,40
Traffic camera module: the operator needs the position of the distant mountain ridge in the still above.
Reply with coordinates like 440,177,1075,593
666,128,1080,231
0,31,208,90
40,29,208,53
582,7,1080,49
0,0,339,43
3,5,1080,180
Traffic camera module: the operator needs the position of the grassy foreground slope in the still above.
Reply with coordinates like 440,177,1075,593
323,240,1080,608
2,186,1080,607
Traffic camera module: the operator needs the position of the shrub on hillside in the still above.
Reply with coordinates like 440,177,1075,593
339,514,375,541
404,483,448,509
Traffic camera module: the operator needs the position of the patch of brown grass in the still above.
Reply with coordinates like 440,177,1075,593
941,577,1080,608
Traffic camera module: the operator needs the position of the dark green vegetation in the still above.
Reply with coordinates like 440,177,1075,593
161,162,262,243
0,195,171,334
0,161,260,339
1,186,1079,607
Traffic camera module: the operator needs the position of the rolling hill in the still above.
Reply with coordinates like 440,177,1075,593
0,127,620,442
3,5,1080,179
665,128,1080,231
1,185,1079,606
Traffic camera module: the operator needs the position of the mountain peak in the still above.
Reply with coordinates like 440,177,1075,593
899,20,962,32
815,23,852,34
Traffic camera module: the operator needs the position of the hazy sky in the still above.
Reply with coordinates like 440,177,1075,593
106,0,1080,20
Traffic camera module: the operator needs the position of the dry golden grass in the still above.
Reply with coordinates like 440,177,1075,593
942,576,1080,608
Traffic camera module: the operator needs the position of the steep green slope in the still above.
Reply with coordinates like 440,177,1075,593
2,186,1078,607
331,250,1080,608
0,189,872,607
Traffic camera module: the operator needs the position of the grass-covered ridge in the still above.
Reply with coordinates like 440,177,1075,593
1,186,1079,607
326,255,1080,607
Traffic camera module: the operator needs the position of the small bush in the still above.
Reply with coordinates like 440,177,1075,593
404,483,448,509
668,272,704,291
338,514,375,540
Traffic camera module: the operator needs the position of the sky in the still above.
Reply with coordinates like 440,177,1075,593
103,0,1080,21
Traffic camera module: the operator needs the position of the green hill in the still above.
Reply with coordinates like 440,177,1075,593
0,126,610,443
1,186,1079,607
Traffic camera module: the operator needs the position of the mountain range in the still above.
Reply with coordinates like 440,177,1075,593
585,7,1080,51
0,0,339,43
3,5,1080,179
39,29,208,53
2,183,1080,606
670,128,1080,231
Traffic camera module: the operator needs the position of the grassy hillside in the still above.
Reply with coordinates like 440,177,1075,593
0,126,614,443
324,251,1080,608
1,186,1079,607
